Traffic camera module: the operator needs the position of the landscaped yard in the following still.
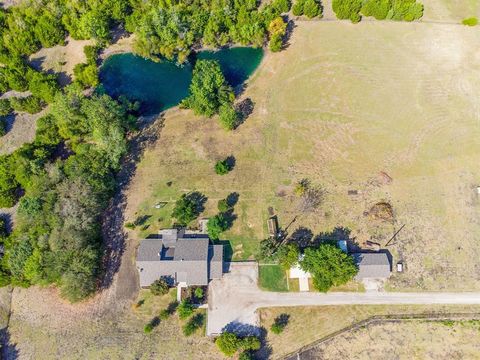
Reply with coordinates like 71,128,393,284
258,265,288,292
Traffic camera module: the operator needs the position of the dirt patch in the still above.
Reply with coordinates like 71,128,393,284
366,202,394,223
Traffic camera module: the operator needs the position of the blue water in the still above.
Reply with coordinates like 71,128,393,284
100,48,263,115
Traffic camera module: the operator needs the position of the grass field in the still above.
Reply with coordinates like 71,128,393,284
297,319,480,359
127,19,480,291
259,305,480,358
258,265,289,291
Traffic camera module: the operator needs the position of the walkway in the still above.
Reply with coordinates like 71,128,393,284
207,262,480,336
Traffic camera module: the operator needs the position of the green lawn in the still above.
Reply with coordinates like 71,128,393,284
258,265,288,292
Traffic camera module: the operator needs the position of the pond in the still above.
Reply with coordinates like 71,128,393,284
100,47,264,115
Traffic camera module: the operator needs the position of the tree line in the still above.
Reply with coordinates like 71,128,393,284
0,85,137,302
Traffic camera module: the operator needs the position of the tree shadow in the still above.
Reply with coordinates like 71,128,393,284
282,18,297,51
0,327,19,360
234,98,255,128
185,191,208,215
274,313,290,327
215,240,233,263
225,156,236,171
100,115,165,292
226,192,239,208
287,227,314,249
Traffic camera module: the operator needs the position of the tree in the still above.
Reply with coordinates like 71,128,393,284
0,99,11,116
182,313,204,336
177,299,195,319
276,243,299,270
207,213,229,240
73,63,99,88
215,332,242,356
361,0,392,19
150,278,170,296
215,159,232,175
269,33,283,52
181,60,234,117
0,118,6,137
268,17,287,52
300,244,358,292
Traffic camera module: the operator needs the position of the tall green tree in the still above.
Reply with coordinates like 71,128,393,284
300,244,358,292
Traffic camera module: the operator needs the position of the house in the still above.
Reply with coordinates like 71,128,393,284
136,229,223,287
352,252,391,280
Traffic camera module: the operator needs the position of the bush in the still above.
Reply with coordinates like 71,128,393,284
144,323,154,333
217,199,230,213
84,45,99,64
150,278,170,296
214,159,232,175
0,99,12,117
194,287,204,299
270,314,290,334
216,332,242,356
462,17,478,26
292,0,305,15
9,96,44,114
182,313,205,336
303,0,321,18
269,33,283,52
218,104,238,130
177,299,194,319
0,118,6,137
332,0,362,22
361,0,391,19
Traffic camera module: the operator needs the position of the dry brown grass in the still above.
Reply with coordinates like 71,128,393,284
299,319,480,359
259,305,480,359
128,19,480,290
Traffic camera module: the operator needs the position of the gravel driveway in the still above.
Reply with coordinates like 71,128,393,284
207,262,480,336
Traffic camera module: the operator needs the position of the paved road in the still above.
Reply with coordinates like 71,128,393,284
207,262,480,336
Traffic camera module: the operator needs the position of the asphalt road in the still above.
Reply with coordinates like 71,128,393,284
207,262,480,336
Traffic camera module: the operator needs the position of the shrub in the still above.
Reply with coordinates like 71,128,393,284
217,199,230,213
269,33,283,52
124,222,135,229
150,278,170,296
303,0,321,18
332,0,363,22
177,299,194,319
294,178,310,196
270,314,290,334
462,17,478,26
214,159,231,175
194,287,204,299
9,96,44,114
292,0,306,15
0,99,12,117
144,323,154,333
182,313,205,336
218,104,238,130
0,118,6,137
84,45,99,64
216,332,242,356
361,0,392,19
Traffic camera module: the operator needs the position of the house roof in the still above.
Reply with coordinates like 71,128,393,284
353,252,391,279
136,232,223,287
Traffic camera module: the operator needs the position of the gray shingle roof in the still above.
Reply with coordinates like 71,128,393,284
353,253,391,279
136,233,223,287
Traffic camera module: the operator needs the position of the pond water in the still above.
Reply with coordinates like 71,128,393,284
100,47,263,115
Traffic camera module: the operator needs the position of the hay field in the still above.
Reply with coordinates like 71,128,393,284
128,19,480,291
259,305,480,358
297,319,480,359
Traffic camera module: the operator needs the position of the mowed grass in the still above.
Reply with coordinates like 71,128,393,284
258,265,288,291
259,304,480,358
128,20,480,291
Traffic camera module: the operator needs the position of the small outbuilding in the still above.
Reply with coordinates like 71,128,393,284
352,252,391,280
